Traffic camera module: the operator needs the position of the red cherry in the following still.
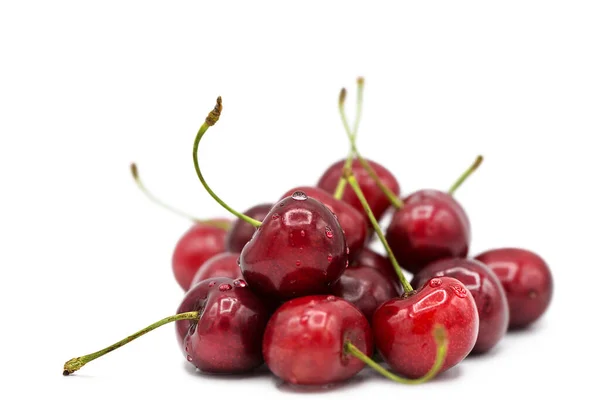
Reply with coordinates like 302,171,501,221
240,192,348,300
176,277,270,373
475,248,553,329
318,158,400,222
225,203,273,253
373,277,479,378
333,265,400,321
172,222,228,291
280,186,367,261
262,295,372,385
386,189,470,274
412,258,509,353
189,252,242,288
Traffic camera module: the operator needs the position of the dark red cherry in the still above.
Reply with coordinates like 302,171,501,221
240,192,348,300
280,186,367,261
189,252,242,288
475,248,553,330
225,203,273,253
411,258,508,353
176,277,270,373
353,248,397,283
385,189,470,274
317,158,400,222
172,222,228,291
373,277,478,378
263,295,372,385
333,265,400,321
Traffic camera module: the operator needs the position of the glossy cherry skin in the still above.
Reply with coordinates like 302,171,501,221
175,277,270,373
317,158,400,222
190,252,242,288
263,295,372,385
172,221,229,291
373,277,478,378
280,186,367,261
240,192,348,300
475,248,553,329
333,265,400,321
225,203,273,253
412,258,508,353
385,189,470,274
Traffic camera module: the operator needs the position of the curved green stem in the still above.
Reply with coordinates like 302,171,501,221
130,163,230,230
344,169,413,294
63,311,200,376
192,97,262,228
448,155,484,196
345,325,448,384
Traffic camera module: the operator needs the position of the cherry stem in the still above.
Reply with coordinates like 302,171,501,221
333,78,364,200
192,97,262,228
344,324,448,384
334,80,403,208
62,311,200,376
448,155,484,196
129,163,230,230
344,169,413,294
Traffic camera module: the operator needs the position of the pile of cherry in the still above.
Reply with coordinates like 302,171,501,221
63,78,553,387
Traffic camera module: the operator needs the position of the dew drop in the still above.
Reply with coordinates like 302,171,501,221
346,247,350,255
300,230,305,237
345,260,349,268
233,279,247,288
185,346,189,352
291,191,308,201
271,213,280,220
429,278,443,288
296,260,301,267
186,355,193,362
300,315,309,324
219,283,233,291
451,284,468,298
327,295,336,302
325,227,333,238
237,258,241,267
208,281,216,288
327,254,333,262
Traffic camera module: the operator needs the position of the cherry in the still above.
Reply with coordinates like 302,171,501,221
343,168,478,378
263,295,372,385
332,266,400,321
171,224,228,291
189,252,242,288
475,248,553,330
130,163,230,291
176,277,271,373
225,203,273,253
384,155,482,274
241,193,347,299
412,258,509,354
280,186,367,261
385,188,472,274
63,277,270,375
192,98,348,300
318,159,401,223
373,277,478,378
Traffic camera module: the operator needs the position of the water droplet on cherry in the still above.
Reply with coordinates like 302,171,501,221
300,230,305,237
208,281,216,287
271,213,280,220
291,191,308,201
325,227,333,238
451,284,468,298
327,254,333,262
186,355,193,362
429,278,443,288
296,260,301,266
219,283,233,291
233,279,247,288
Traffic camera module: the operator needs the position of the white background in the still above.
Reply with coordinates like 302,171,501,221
1,1,598,398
